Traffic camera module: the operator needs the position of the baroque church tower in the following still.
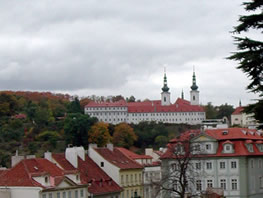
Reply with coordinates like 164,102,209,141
161,71,171,106
190,69,199,105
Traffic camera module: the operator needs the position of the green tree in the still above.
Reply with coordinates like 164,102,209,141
112,123,137,148
203,102,217,119
154,135,168,148
64,113,97,147
216,103,235,121
67,97,83,113
228,0,263,127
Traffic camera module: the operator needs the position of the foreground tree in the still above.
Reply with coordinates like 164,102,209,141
228,0,263,127
157,134,201,198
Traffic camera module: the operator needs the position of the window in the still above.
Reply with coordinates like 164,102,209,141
45,176,48,183
68,191,71,198
126,175,128,184
220,162,225,169
196,180,202,191
247,144,254,152
63,192,66,198
80,190,84,197
259,159,263,168
206,162,212,170
75,190,78,198
207,180,213,188
49,193,52,198
121,175,124,184
206,144,211,151
226,145,230,151
172,163,179,171
231,179,238,190
195,162,201,170
251,159,254,168
42,194,46,198
57,192,60,198
100,162,104,167
260,177,263,188
220,179,226,190
231,161,237,169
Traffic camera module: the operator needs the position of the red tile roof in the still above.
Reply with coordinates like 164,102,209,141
86,100,127,107
161,128,263,159
52,153,122,195
85,98,204,113
232,106,244,115
0,158,64,188
94,148,143,170
116,147,152,160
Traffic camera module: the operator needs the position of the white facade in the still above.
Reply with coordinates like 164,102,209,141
85,71,205,125
88,145,120,185
231,111,256,127
190,90,199,105
85,107,206,125
161,91,171,106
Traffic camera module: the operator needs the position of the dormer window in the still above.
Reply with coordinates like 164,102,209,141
45,176,48,183
255,141,263,152
76,174,79,181
205,144,212,151
245,140,254,152
222,141,234,153
247,144,254,152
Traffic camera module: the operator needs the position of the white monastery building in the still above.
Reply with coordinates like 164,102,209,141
85,71,206,125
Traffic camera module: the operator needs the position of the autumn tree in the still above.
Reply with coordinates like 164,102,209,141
88,122,111,147
112,123,137,148
228,0,263,127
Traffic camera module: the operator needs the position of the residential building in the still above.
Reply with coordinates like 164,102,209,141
88,144,144,198
85,71,206,125
117,147,162,198
0,158,89,198
161,128,263,198
231,106,257,128
44,146,122,198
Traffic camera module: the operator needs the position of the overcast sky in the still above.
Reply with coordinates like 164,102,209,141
0,0,260,107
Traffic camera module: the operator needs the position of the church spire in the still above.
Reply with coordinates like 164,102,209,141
191,66,198,91
162,68,169,92
181,89,184,99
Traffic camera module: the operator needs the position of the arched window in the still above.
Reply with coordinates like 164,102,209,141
193,95,196,100
164,97,166,102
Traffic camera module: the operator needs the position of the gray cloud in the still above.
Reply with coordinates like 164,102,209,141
0,0,259,106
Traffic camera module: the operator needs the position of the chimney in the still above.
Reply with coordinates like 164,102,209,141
107,143,114,151
65,146,86,168
44,151,52,162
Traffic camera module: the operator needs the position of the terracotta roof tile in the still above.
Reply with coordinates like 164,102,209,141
0,158,64,187
161,128,263,159
85,98,204,113
94,148,143,170
116,147,152,160
52,153,122,195
232,106,244,115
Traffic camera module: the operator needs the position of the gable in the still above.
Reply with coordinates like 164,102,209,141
191,134,217,142
57,180,74,188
